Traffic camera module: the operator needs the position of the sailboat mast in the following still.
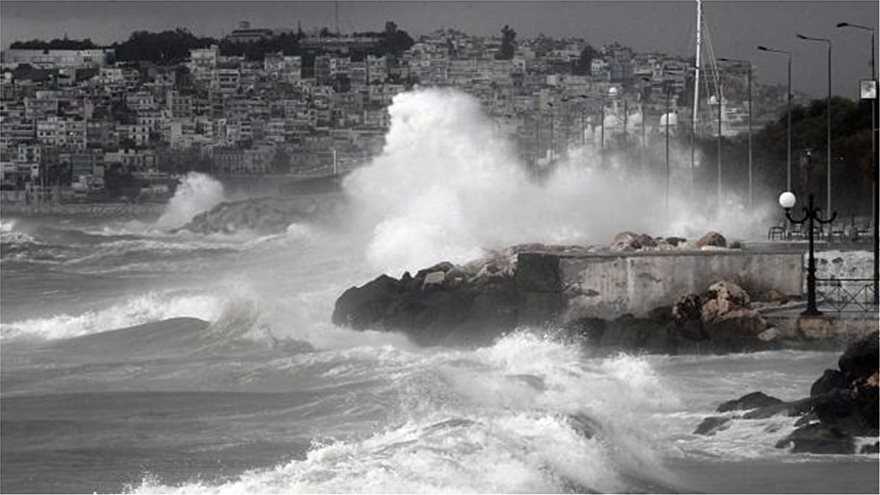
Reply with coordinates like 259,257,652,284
691,0,702,195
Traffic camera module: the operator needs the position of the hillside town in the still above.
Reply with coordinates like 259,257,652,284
0,21,794,204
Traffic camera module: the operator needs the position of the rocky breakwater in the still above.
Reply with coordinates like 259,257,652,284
694,331,879,454
332,245,581,346
332,231,798,352
178,195,345,234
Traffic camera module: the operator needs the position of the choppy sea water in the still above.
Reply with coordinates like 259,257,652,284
2,90,877,493
2,211,877,494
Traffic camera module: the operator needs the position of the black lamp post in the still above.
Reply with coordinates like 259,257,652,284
779,191,837,316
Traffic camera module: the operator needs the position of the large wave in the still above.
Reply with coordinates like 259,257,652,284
344,88,773,274
156,172,225,230
0,291,225,341
131,331,679,493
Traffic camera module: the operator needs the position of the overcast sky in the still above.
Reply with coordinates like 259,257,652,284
1,1,877,98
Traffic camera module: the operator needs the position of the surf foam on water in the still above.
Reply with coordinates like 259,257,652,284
130,331,678,494
156,172,225,230
0,291,225,341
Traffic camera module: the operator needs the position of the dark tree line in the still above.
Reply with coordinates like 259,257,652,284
113,29,217,64
11,38,99,50
11,22,416,65
695,97,874,214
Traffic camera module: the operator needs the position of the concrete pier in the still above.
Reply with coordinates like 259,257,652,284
517,249,804,325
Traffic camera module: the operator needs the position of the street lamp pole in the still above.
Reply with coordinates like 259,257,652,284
757,46,792,192
600,102,605,168
719,57,754,209
837,21,878,304
716,82,723,211
666,84,672,218
779,192,837,316
797,33,833,221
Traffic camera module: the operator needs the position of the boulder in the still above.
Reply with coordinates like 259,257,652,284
706,281,751,309
664,236,687,247
775,423,855,454
810,369,847,397
332,275,401,329
671,292,705,340
694,416,732,436
717,391,783,413
610,231,656,251
703,308,768,350
696,231,727,248
838,331,879,383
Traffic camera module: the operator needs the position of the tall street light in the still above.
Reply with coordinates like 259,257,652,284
664,82,674,219
797,33,833,222
779,191,837,316
757,46,792,193
719,57,753,209
709,85,723,212
837,21,878,305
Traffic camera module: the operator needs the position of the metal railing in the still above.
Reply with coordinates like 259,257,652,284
816,278,878,313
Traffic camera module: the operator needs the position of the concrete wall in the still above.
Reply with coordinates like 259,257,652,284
516,250,803,324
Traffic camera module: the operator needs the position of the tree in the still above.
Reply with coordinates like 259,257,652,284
113,29,217,64
574,45,596,76
496,25,516,60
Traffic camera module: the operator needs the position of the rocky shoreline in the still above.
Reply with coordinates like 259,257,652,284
179,195,346,234
694,331,879,455
331,232,834,352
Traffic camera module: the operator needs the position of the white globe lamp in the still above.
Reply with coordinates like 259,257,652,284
779,191,796,209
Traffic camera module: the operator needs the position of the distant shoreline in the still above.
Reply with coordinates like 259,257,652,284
0,202,165,218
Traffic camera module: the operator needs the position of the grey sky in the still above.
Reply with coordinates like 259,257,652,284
1,1,877,98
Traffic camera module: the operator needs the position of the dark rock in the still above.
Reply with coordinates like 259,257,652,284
702,308,768,351
854,371,879,429
598,315,677,354
515,253,561,293
696,231,727,248
776,423,855,454
728,240,743,249
611,231,644,251
331,275,401,329
794,412,818,427
812,389,855,425
717,391,784,413
810,369,847,397
705,281,751,309
671,293,705,340
860,442,879,454
180,196,344,234
610,232,656,251
647,305,673,324
664,236,686,247
838,331,878,383
694,416,732,436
